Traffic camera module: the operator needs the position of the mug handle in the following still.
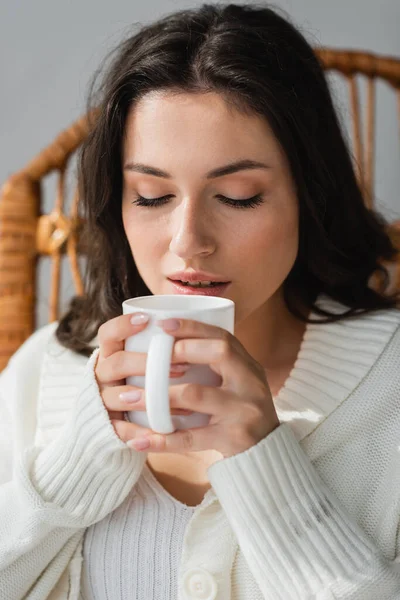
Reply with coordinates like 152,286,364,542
145,331,176,434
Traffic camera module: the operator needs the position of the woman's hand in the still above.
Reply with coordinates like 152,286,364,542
126,318,280,459
94,313,194,444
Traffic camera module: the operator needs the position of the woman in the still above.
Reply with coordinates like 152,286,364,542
1,3,400,599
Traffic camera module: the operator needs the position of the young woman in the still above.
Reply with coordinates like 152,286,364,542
1,3,400,599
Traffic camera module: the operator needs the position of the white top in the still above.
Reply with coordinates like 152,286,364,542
1,293,400,600
80,464,196,600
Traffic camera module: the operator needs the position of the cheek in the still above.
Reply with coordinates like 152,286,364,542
122,209,145,262
123,206,148,243
122,209,166,265
231,208,298,323
266,210,298,251
242,207,299,278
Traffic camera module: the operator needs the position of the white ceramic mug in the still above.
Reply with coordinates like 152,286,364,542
122,295,235,434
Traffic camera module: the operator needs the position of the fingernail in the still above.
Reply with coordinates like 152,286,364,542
156,318,180,331
131,313,149,325
127,437,151,451
119,390,142,403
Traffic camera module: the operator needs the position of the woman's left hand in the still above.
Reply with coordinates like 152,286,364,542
127,317,280,459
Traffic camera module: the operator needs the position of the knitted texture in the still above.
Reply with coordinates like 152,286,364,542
1,294,400,599
80,465,196,600
0,346,146,599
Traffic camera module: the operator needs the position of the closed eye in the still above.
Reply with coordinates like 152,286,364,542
131,194,264,209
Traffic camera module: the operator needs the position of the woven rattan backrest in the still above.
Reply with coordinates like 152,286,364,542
0,48,400,371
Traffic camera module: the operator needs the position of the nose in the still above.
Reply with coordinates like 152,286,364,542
168,199,216,259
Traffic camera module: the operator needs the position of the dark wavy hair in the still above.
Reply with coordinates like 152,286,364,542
56,2,399,356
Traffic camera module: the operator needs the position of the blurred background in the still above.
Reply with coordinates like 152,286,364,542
1,0,399,328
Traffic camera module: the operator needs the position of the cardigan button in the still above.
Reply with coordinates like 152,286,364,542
182,567,218,600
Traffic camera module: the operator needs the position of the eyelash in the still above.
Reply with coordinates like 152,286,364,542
131,194,264,210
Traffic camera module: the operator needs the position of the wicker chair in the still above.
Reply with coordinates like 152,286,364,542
1,48,400,372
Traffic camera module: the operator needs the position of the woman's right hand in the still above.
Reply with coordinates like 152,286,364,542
94,313,191,445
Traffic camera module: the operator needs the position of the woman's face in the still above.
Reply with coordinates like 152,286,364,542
122,91,299,324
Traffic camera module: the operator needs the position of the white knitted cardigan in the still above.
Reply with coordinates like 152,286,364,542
1,294,400,599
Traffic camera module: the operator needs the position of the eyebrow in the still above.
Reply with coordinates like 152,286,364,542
123,159,271,179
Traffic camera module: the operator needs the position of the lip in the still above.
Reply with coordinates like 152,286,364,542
168,279,231,297
168,270,230,284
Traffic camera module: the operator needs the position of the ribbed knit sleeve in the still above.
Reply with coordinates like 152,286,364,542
0,348,146,600
207,423,400,599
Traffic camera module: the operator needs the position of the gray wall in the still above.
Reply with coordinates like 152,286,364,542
1,0,399,328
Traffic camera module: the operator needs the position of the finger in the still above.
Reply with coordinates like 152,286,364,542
168,383,233,416
171,338,246,380
128,423,224,454
103,385,142,411
157,320,259,385
110,417,154,444
103,384,194,416
156,318,231,341
98,312,150,359
96,350,148,383
97,352,191,385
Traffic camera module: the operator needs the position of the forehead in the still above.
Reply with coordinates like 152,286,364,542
122,90,283,164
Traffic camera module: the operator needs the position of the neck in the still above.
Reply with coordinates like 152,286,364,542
235,288,308,371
